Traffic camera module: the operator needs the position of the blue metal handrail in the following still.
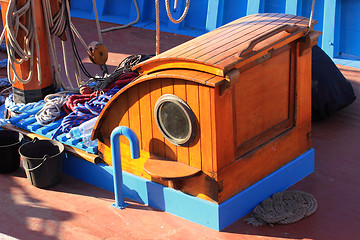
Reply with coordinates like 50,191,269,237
110,126,140,209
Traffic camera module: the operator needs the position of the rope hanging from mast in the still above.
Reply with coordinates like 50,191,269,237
0,0,42,85
155,0,191,55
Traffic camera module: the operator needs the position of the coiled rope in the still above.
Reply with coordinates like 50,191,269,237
35,92,71,125
245,190,317,226
5,93,45,114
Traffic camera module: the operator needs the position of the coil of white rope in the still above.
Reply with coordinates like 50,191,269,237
35,92,74,126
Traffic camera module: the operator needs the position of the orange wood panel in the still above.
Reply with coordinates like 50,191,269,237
213,85,235,171
234,49,290,145
149,79,165,156
127,85,142,148
210,88,218,174
199,86,213,173
174,79,190,165
218,121,311,203
186,82,202,169
138,81,153,152
161,79,178,161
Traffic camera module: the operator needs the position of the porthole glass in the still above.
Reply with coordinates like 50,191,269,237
154,94,196,146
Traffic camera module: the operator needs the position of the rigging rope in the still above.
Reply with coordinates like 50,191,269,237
101,0,141,33
155,0,190,55
165,0,190,23
305,0,316,36
0,0,42,85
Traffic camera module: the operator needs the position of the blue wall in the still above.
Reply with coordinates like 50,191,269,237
70,0,359,67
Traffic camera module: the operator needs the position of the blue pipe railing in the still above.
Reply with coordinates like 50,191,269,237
110,126,140,209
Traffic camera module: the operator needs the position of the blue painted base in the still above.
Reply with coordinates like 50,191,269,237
62,149,315,231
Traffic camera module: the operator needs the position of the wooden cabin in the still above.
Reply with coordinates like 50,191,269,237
92,13,321,203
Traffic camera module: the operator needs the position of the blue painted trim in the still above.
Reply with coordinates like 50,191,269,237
285,0,298,15
62,149,315,230
218,148,315,230
321,0,337,58
206,0,219,31
246,0,261,15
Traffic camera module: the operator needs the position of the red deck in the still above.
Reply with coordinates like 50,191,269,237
0,18,359,239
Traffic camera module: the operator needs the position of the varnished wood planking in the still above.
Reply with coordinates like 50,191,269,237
118,91,130,146
174,79,190,165
202,16,305,66
149,79,165,156
186,82,202,169
199,86,213,173
176,13,282,60
161,78,178,161
158,14,257,58
128,85,142,148
215,19,309,71
138,81,153,152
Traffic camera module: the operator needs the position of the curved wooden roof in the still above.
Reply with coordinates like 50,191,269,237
133,13,316,77
92,69,226,140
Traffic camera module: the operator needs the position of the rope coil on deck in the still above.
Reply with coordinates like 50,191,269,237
245,190,317,226
5,93,45,114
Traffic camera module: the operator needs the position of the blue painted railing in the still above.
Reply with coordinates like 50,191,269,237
110,126,140,209
70,0,360,68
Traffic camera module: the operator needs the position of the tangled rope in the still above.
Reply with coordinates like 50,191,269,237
35,92,70,126
51,71,138,139
90,54,144,91
245,190,317,226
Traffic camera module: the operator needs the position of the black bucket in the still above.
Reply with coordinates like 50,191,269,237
0,130,23,173
19,137,64,188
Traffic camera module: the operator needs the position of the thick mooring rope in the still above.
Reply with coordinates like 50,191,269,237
245,190,317,226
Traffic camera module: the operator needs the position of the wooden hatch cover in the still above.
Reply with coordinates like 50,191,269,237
133,13,317,77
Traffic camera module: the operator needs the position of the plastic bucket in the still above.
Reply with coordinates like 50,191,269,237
0,130,23,173
19,137,64,188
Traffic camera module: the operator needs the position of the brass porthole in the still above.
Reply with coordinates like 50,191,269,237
154,94,196,146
